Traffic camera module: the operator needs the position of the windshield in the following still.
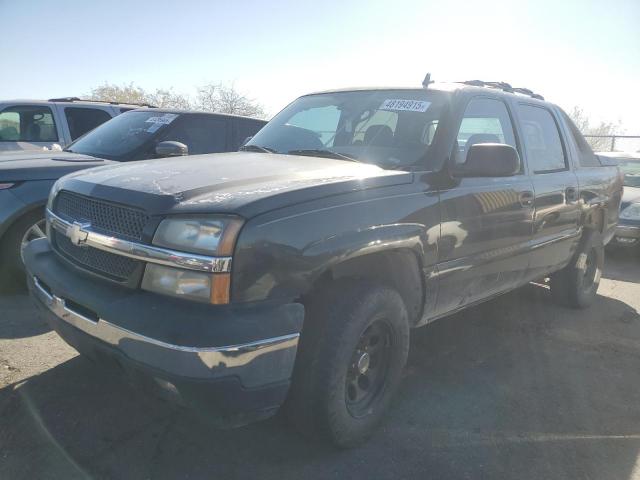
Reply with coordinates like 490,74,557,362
66,111,179,160
619,160,640,187
246,90,449,169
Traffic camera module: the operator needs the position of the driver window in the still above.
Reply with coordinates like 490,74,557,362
287,106,340,146
455,98,516,164
157,115,228,155
0,105,58,142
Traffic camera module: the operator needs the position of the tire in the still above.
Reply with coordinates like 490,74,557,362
286,281,410,448
549,229,604,309
0,210,46,292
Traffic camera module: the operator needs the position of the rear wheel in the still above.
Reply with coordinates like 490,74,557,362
286,282,410,448
0,210,45,292
550,229,604,309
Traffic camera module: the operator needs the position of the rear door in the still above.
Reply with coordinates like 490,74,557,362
56,105,114,143
515,103,581,278
435,96,535,314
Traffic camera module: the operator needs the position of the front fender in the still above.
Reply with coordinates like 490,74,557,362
234,221,428,304
0,180,54,239
303,222,426,272
232,185,440,304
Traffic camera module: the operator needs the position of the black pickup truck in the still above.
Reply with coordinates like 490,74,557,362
23,81,622,447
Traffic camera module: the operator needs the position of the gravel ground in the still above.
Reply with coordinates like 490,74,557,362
1,249,640,479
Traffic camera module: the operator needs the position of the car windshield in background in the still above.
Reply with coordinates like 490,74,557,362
65,111,179,160
245,90,449,169
619,160,640,187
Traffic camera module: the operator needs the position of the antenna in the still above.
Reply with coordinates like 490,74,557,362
422,73,433,88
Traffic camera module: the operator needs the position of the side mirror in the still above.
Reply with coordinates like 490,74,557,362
454,143,520,177
241,136,253,147
155,141,188,158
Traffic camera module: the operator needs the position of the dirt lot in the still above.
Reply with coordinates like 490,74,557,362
2,250,640,479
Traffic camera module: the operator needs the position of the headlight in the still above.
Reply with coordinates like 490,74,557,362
142,216,243,304
620,203,640,220
153,216,243,256
141,264,213,302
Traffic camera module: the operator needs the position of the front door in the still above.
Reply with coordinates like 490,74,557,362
434,96,535,316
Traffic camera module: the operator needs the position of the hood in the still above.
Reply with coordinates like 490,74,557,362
0,150,113,181
622,186,640,207
58,152,413,218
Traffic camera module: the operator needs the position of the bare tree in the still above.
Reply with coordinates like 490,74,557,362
88,82,266,118
569,106,623,151
195,83,265,118
146,88,193,110
89,83,192,109
89,82,150,105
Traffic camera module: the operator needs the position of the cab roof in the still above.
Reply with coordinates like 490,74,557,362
304,81,550,105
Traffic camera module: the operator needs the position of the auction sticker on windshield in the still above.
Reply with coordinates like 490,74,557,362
145,114,179,124
380,99,430,112
145,113,178,133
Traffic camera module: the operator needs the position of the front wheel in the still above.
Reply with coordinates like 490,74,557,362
286,282,410,448
549,229,604,309
0,210,46,291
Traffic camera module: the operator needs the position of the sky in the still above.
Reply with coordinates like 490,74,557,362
2,0,639,131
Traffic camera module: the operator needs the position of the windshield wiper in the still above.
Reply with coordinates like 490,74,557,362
240,144,277,153
287,149,361,162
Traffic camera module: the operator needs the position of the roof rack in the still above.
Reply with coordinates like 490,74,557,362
47,97,157,108
458,80,544,100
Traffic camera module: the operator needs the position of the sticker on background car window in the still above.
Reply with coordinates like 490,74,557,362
145,113,178,125
379,99,430,112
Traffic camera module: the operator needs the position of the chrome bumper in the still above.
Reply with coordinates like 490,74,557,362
31,275,299,388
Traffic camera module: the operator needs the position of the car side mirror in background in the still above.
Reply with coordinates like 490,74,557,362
454,143,520,177
155,141,188,158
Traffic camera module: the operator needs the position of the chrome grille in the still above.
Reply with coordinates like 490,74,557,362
51,191,149,282
54,231,140,281
54,191,149,241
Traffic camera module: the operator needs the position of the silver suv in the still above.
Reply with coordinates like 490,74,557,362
0,97,154,152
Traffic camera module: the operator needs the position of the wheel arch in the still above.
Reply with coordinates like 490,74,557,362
304,247,426,326
0,201,46,245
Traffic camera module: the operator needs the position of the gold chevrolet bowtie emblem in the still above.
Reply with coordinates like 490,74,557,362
66,222,90,247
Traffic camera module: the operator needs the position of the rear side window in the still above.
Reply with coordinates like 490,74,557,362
159,114,229,155
559,109,599,167
0,105,58,142
455,97,517,165
518,105,566,173
234,119,266,150
64,107,112,140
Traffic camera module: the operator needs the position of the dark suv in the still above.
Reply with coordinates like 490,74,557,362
0,109,266,288
24,81,622,447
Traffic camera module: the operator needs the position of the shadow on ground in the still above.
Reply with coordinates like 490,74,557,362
2,273,640,479
0,294,50,339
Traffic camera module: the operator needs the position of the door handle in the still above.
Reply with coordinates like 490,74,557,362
565,187,579,203
519,191,534,207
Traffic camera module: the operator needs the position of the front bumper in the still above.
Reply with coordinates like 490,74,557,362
612,224,640,247
24,238,304,424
